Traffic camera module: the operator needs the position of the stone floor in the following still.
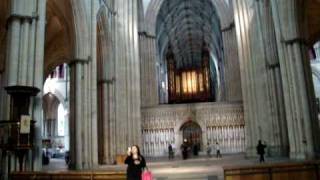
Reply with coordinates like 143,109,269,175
43,153,290,180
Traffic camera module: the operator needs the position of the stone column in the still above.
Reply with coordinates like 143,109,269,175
96,4,117,164
222,24,242,102
233,0,259,156
89,0,99,168
114,0,142,154
43,93,60,141
1,0,46,174
234,0,320,159
6,0,38,87
32,0,46,171
233,0,288,157
271,0,320,159
70,0,99,169
255,0,288,156
139,32,159,107
69,59,88,170
98,77,116,164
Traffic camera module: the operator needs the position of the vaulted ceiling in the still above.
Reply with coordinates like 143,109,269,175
45,0,75,76
156,0,222,69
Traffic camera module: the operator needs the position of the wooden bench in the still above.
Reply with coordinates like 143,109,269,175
224,161,320,180
10,171,126,180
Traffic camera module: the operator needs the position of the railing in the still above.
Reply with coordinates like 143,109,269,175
10,171,126,180
224,161,320,180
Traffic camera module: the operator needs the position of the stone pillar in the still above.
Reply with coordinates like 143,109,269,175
89,0,99,168
255,0,288,156
69,59,88,170
233,0,262,156
43,94,60,140
98,77,116,164
1,0,46,174
233,0,288,157
6,0,38,87
96,4,116,164
114,0,142,154
69,0,99,169
271,0,320,159
222,24,242,102
139,32,159,107
32,0,46,171
234,0,319,159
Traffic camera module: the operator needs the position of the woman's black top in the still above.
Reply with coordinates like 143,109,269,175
125,155,146,180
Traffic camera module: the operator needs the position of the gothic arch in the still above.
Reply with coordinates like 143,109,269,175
44,87,67,110
44,0,91,77
45,0,75,76
173,115,206,151
174,117,206,134
71,0,91,59
97,5,114,81
43,93,60,121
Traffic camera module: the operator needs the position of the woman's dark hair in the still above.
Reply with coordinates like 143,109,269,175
132,145,141,156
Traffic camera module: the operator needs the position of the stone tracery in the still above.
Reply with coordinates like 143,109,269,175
0,0,319,177
141,103,244,157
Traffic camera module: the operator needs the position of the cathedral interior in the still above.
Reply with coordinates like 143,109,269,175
1,0,320,179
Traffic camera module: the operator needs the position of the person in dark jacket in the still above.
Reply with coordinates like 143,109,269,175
168,144,174,159
125,145,146,180
180,139,189,160
256,140,267,163
193,143,199,156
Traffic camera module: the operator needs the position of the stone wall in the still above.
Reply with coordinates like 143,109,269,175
141,102,245,157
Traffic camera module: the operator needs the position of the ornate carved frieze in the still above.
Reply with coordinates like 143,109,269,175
141,102,245,156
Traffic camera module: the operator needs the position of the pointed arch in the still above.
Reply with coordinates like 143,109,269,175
45,0,76,76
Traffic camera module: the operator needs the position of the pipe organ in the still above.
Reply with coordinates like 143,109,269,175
167,48,213,103
141,102,244,157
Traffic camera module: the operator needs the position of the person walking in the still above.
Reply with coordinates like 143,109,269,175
181,139,189,160
125,145,146,180
206,143,212,157
193,143,199,156
216,141,222,158
168,144,174,160
256,140,267,163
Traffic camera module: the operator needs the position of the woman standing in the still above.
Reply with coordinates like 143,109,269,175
125,145,146,180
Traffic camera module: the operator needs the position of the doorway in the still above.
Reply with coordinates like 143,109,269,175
180,121,202,150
